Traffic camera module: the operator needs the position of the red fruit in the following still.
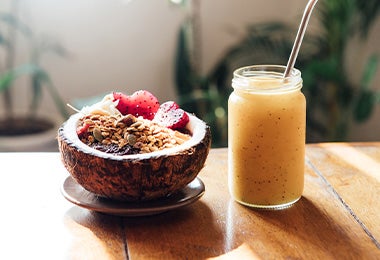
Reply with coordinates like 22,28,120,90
77,123,90,138
113,92,130,115
155,100,179,112
153,101,189,129
127,90,160,120
113,90,160,120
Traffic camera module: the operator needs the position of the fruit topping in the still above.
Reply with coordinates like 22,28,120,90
113,90,160,120
76,90,190,154
76,123,90,138
112,92,130,115
153,101,189,129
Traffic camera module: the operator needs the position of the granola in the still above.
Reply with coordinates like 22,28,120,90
78,113,191,155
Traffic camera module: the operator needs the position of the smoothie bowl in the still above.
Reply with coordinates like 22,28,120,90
58,90,211,201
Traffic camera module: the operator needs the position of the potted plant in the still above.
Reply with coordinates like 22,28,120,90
0,0,69,151
173,0,380,143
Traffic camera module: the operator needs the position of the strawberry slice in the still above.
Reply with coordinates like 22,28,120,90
113,92,130,115
153,101,189,129
113,90,160,120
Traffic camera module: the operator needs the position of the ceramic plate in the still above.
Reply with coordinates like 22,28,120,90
61,176,205,217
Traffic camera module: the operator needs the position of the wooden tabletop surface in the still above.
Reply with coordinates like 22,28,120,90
1,142,379,259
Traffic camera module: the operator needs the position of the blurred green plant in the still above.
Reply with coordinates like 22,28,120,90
172,0,229,147
173,0,380,144
0,0,69,135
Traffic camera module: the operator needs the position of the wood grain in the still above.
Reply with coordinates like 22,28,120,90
306,143,380,249
0,144,379,259
124,148,380,259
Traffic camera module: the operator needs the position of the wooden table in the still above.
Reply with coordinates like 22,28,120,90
1,143,379,259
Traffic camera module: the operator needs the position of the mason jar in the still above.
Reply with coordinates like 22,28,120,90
228,65,306,209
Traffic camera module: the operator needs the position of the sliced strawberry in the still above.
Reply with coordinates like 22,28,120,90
153,101,189,129
114,90,160,119
113,92,130,115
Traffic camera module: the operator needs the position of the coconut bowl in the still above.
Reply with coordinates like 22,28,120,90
57,113,211,201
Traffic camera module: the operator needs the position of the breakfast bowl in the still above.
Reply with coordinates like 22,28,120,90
57,91,211,201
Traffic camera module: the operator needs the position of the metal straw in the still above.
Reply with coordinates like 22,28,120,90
284,0,319,78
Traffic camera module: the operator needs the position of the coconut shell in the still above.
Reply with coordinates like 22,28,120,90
57,113,211,201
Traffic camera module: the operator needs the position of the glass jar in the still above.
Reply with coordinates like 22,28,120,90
228,65,306,209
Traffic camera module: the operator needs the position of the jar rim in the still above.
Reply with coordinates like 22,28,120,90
232,65,302,93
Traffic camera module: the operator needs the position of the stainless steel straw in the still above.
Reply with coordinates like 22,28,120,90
284,0,319,78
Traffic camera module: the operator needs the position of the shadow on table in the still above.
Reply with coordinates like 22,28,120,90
122,200,226,259
244,196,368,258
64,200,225,258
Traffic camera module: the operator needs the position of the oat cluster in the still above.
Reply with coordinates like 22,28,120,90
79,114,191,153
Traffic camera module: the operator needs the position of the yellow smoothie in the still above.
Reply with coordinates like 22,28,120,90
228,68,306,209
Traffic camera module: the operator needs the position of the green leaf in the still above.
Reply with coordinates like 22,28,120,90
0,64,39,92
29,72,44,114
0,71,15,92
353,90,376,122
0,64,69,119
0,12,32,37
174,21,195,96
0,32,7,46
29,67,70,119
360,54,378,90
354,0,380,37
40,70,70,119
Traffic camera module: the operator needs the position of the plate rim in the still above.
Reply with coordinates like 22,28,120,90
61,175,205,216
